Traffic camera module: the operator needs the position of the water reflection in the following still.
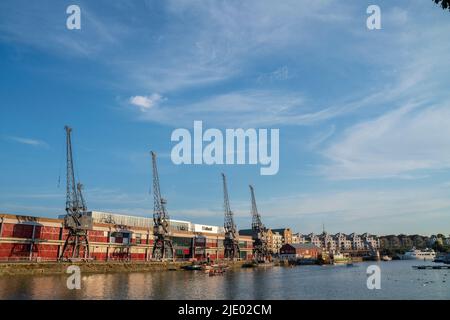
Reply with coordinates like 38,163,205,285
0,261,449,300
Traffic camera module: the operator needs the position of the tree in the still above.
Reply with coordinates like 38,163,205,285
434,0,450,11
432,241,450,253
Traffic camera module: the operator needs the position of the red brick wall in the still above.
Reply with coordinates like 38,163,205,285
297,248,320,259
33,244,59,259
1,223,35,238
0,243,29,259
88,230,108,243
130,253,146,261
91,252,107,261
0,218,236,262
35,226,61,240
279,245,295,254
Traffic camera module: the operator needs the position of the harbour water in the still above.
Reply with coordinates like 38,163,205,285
0,260,449,300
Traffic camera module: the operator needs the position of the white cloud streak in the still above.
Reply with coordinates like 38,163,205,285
220,184,450,234
322,102,450,180
3,135,49,148
135,90,306,127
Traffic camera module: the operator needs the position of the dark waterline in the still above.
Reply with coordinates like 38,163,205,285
0,260,449,300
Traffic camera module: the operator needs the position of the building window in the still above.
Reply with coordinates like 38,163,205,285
136,233,142,244
172,236,191,247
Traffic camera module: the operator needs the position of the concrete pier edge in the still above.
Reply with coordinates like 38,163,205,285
0,260,249,276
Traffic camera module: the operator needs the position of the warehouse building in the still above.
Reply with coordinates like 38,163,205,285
0,211,253,262
279,243,322,261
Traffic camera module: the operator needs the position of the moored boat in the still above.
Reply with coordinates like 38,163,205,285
203,263,228,274
242,262,257,268
436,253,450,264
182,264,202,271
331,252,352,265
402,248,436,260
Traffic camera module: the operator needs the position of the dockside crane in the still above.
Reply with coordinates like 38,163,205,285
59,126,93,261
77,183,87,211
249,185,270,262
151,151,175,261
222,173,240,260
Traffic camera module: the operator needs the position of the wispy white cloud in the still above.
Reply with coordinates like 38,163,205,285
3,135,49,148
0,1,130,58
243,186,450,234
134,89,306,127
307,125,336,150
311,3,450,180
2,0,450,235
1,0,354,93
141,184,450,235
322,102,450,180
123,2,450,128
257,66,291,83
3,1,446,130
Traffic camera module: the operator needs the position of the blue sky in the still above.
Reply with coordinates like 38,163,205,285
1,0,450,235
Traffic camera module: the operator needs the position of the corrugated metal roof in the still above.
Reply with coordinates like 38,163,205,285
85,211,225,233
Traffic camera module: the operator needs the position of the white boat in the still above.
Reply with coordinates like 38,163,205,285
331,252,351,264
381,255,392,261
402,248,436,260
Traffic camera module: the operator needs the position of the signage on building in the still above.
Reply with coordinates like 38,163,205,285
193,224,219,234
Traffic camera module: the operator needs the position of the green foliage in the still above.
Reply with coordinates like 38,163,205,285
381,248,407,256
434,0,450,11
432,241,450,253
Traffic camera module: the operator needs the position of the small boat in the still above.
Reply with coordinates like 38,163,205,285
202,265,212,272
257,261,274,267
182,264,202,271
332,253,352,264
203,263,228,274
433,253,447,263
382,255,392,261
207,265,227,276
208,268,225,276
242,262,258,268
